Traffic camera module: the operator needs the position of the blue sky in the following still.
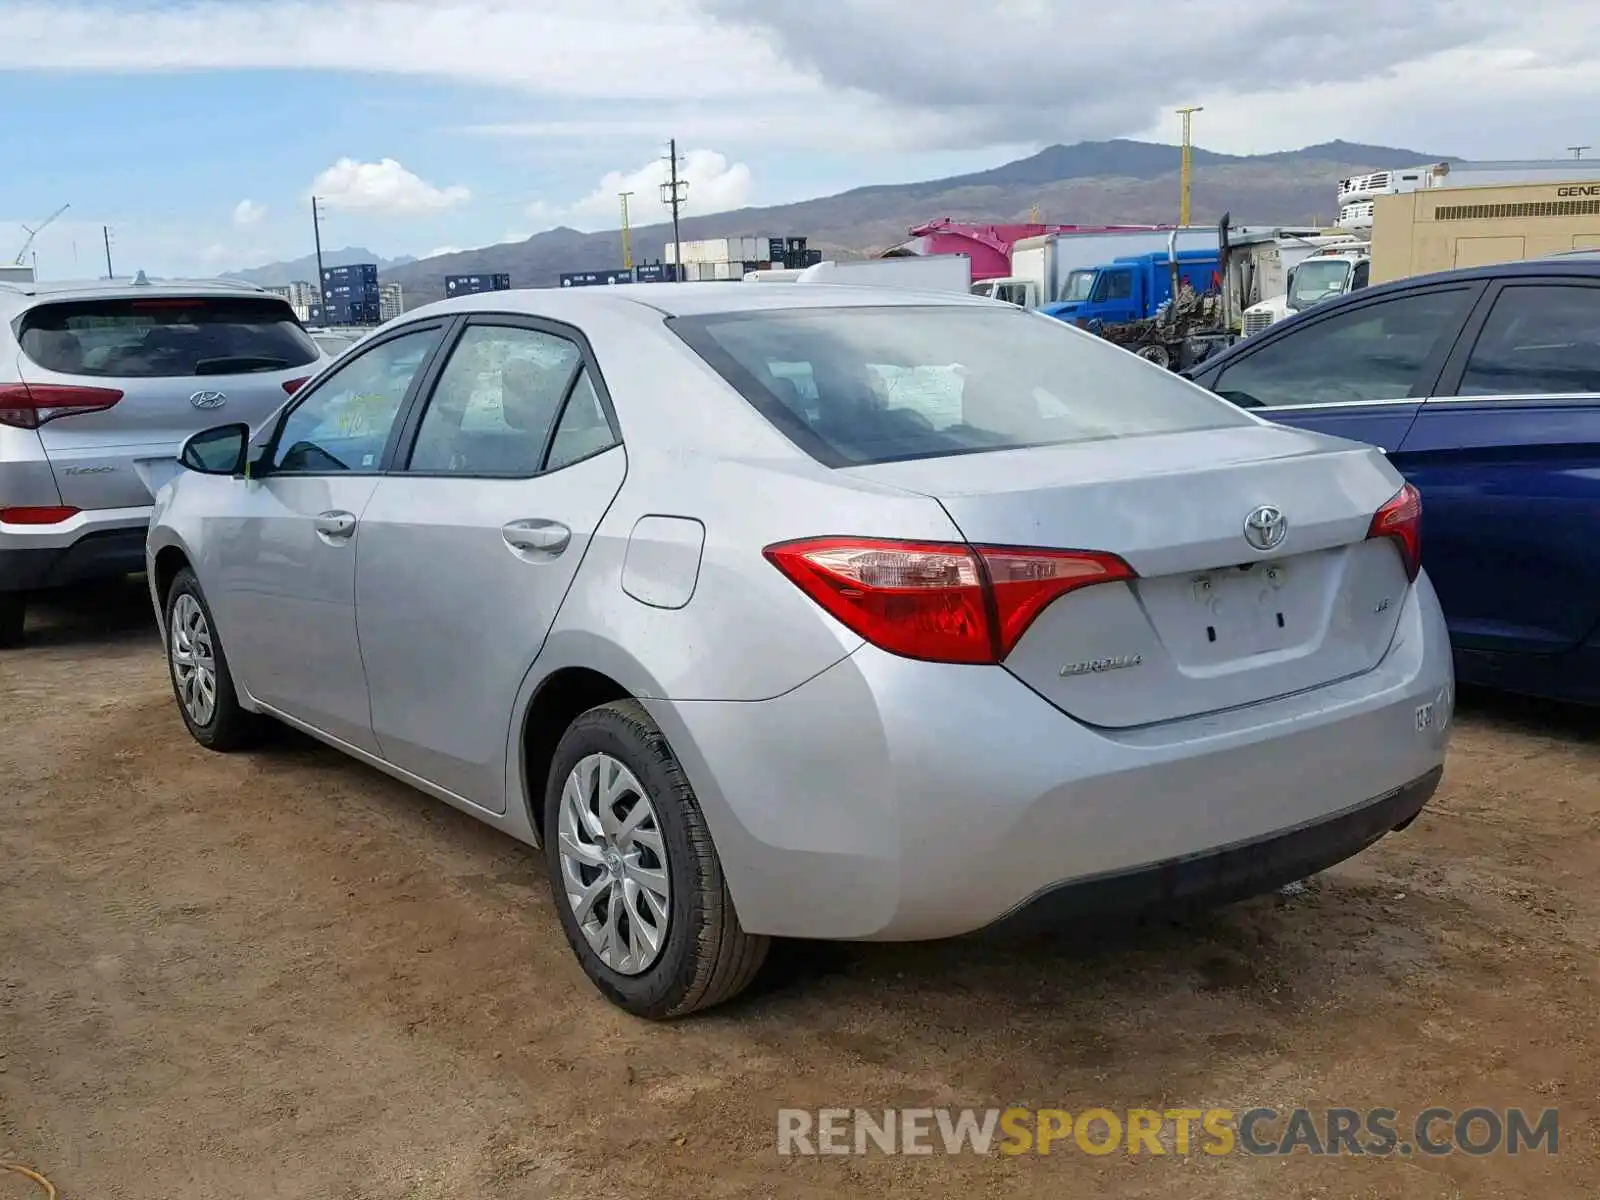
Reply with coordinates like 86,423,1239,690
2,0,1596,279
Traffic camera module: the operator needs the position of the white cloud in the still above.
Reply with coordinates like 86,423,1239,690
571,149,752,221
233,199,266,227
310,158,470,215
8,0,1600,163
425,245,464,258
0,0,811,99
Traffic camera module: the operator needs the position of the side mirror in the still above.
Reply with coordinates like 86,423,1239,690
179,423,251,476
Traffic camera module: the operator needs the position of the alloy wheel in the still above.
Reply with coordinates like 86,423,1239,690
556,752,672,975
169,593,218,727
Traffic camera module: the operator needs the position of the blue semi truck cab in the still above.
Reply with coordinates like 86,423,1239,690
1041,249,1221,326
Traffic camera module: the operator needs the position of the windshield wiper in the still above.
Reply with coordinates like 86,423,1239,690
194,355,292,375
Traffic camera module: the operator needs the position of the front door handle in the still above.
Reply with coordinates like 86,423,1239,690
314,510,357,541
502,518,571,556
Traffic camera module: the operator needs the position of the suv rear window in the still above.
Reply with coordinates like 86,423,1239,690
670,306,1249,466
16,296,320,379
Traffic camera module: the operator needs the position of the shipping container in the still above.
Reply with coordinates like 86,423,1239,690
632,262,680,283
558,268,634,287
323,263,379,284
445,273,513,295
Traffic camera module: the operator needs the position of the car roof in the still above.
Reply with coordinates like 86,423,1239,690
0,277,277,314
405,281,997,323
1198,255,1600,374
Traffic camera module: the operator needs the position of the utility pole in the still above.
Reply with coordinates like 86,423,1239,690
311,197,327,314
660,139,688,277
1569,145,1591,160
619,191,635,270
102,226,114,279
1177,106,1204,226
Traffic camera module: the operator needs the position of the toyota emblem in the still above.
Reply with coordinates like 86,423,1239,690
190,390,227,410
1242,504,1288,552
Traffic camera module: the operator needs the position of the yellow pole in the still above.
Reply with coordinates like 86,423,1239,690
1177,106,1203,225
619,191,635,270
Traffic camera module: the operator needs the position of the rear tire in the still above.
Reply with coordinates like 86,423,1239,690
164,568,262,752
544,699,769,1018
0,593,24,649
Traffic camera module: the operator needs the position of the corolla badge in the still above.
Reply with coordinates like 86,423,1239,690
1242,504,1288,552
1059,654,1144,678
190,390,228,410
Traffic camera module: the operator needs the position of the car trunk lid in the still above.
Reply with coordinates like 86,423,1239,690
841,424,1414,727
14,292,323,510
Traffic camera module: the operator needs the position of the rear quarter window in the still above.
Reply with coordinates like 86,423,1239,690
16,295,320,379
670,305,1250,466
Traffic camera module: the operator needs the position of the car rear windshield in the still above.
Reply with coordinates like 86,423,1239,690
16,296,320,379
669,306,1251,467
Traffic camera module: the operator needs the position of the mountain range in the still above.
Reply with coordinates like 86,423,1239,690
223,247,417,288
233,139,1452,305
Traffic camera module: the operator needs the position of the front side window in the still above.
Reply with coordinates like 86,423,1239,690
269,325,442,473
407,325,583,476
1457,284,1600,397
18,296,319,378
1213,287,1472,409
1060,271,1095,303
671,306,1250,467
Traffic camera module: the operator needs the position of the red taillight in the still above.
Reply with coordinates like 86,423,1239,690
763,536,1136,664
0,505,80,525
0,382,124,430
282,376,310,395
1368,483,1422,582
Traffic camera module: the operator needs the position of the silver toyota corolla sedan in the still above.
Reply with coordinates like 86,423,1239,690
145,283,1454,1018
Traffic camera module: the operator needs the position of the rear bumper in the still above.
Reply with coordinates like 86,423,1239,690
646,572,1454,941
0,507,151,592
987,765,1441,932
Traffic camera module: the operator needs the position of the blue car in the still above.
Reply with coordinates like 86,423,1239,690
1188,255,1600,705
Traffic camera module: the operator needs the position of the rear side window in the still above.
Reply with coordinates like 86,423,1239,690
670,306,1249,467
16,296,319,379
1456,284,1600,396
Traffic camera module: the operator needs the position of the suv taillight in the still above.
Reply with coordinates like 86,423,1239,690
0,382,124,430
1367,483,1422,581
763,536,1135,664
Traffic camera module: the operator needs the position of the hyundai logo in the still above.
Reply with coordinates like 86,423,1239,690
190,390,227,410
1242,504,1288,552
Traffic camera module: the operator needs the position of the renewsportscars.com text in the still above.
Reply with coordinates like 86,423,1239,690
776,1106,1559,1157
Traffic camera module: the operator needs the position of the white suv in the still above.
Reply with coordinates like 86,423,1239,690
0,277,328,646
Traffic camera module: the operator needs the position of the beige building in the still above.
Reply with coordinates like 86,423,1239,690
1372,179,1600,283
378,280,404,322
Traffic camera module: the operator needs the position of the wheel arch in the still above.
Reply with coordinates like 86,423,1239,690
510,631,668,845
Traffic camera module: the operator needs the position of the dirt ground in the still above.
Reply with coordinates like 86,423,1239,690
0,585,1594,1199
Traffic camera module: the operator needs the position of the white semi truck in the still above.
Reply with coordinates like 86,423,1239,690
1238,240,1372,337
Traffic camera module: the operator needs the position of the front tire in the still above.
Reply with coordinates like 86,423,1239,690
164,568,261,752
544,700,769,1018
0,593,25,649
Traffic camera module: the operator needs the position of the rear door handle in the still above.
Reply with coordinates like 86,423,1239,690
314,510,357,541
502,518,571,556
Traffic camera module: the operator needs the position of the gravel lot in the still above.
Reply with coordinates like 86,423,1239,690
1,585,1594,1199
